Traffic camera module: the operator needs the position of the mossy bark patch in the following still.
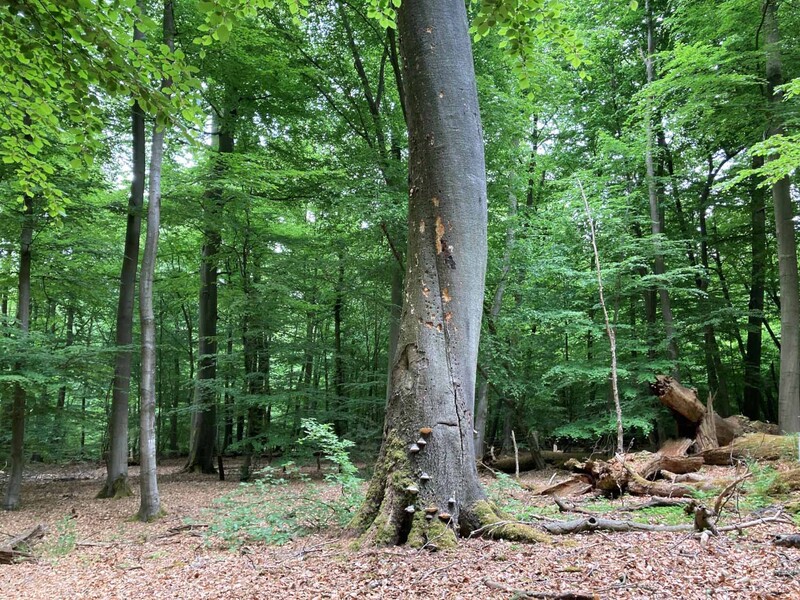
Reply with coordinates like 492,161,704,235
96,476,133,500
471,500,551,543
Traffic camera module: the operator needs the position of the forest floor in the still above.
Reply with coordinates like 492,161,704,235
1,458,799,599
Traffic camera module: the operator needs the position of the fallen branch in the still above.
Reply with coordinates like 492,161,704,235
713,472,752,517
617,498,692,511
552,495,599,516
162,523,209,538
484,579,594,600
0,524,46,564
541,516,690,535
539,513,788,536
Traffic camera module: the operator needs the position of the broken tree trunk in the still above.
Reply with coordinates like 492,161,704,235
650,376,732,449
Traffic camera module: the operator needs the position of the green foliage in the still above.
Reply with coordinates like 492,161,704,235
40,515,77,559
486,472,558,520
744,463,782,508
205,421,363,548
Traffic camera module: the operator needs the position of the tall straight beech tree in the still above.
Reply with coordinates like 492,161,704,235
349,0,544,547
99,1,147,500
2,195,33,511
765,0,800,433
137,0,175,522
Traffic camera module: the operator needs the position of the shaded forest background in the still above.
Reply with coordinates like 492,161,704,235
1,0,798,470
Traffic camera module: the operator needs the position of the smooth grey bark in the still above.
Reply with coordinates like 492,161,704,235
644,0,678,372
351,0,495,545
3,195,33,511
743,157,767,419
765,0,799,433
137,0,173,522
99,1,146,500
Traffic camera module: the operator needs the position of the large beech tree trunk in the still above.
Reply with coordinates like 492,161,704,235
765,1,800,433
99,5,146,499
3,195,33,510
137,0,173,522
350,0,540,548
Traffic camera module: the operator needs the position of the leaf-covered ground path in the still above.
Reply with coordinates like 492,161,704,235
1,460,799,599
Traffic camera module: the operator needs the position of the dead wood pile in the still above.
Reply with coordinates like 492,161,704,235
0,524,46,564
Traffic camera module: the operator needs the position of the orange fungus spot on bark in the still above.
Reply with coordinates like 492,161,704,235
435,216,445,254
442,288,451,303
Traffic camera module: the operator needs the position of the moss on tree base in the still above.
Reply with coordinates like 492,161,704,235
96,476,133,500
406,512,457,550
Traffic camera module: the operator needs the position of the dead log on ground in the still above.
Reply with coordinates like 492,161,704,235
0,524,46,564
661,470,706,483
701,433,797,465
536,475,593,497
565,457,694,498
639,454,704,480
540,513,788,535
491,451,602,473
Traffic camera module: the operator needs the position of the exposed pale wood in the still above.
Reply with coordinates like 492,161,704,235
536,476,593,497
639,455,704,480
658,438,694,456
696,394,719,452
661,470,706,483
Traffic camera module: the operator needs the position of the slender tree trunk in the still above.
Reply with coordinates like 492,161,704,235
765,0,800,433
137,0,173,522
223,327,234,453
169,352,179,455
350,0,538,547
98,1,146,500
3,195,33,511
474,193,517,459
333,256,345,434
645,0,678,373
743,157,767,419
56,306,75,412
52,304,75,457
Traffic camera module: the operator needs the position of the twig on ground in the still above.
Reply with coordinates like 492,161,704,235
552,495,598,516
484,578,595,599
